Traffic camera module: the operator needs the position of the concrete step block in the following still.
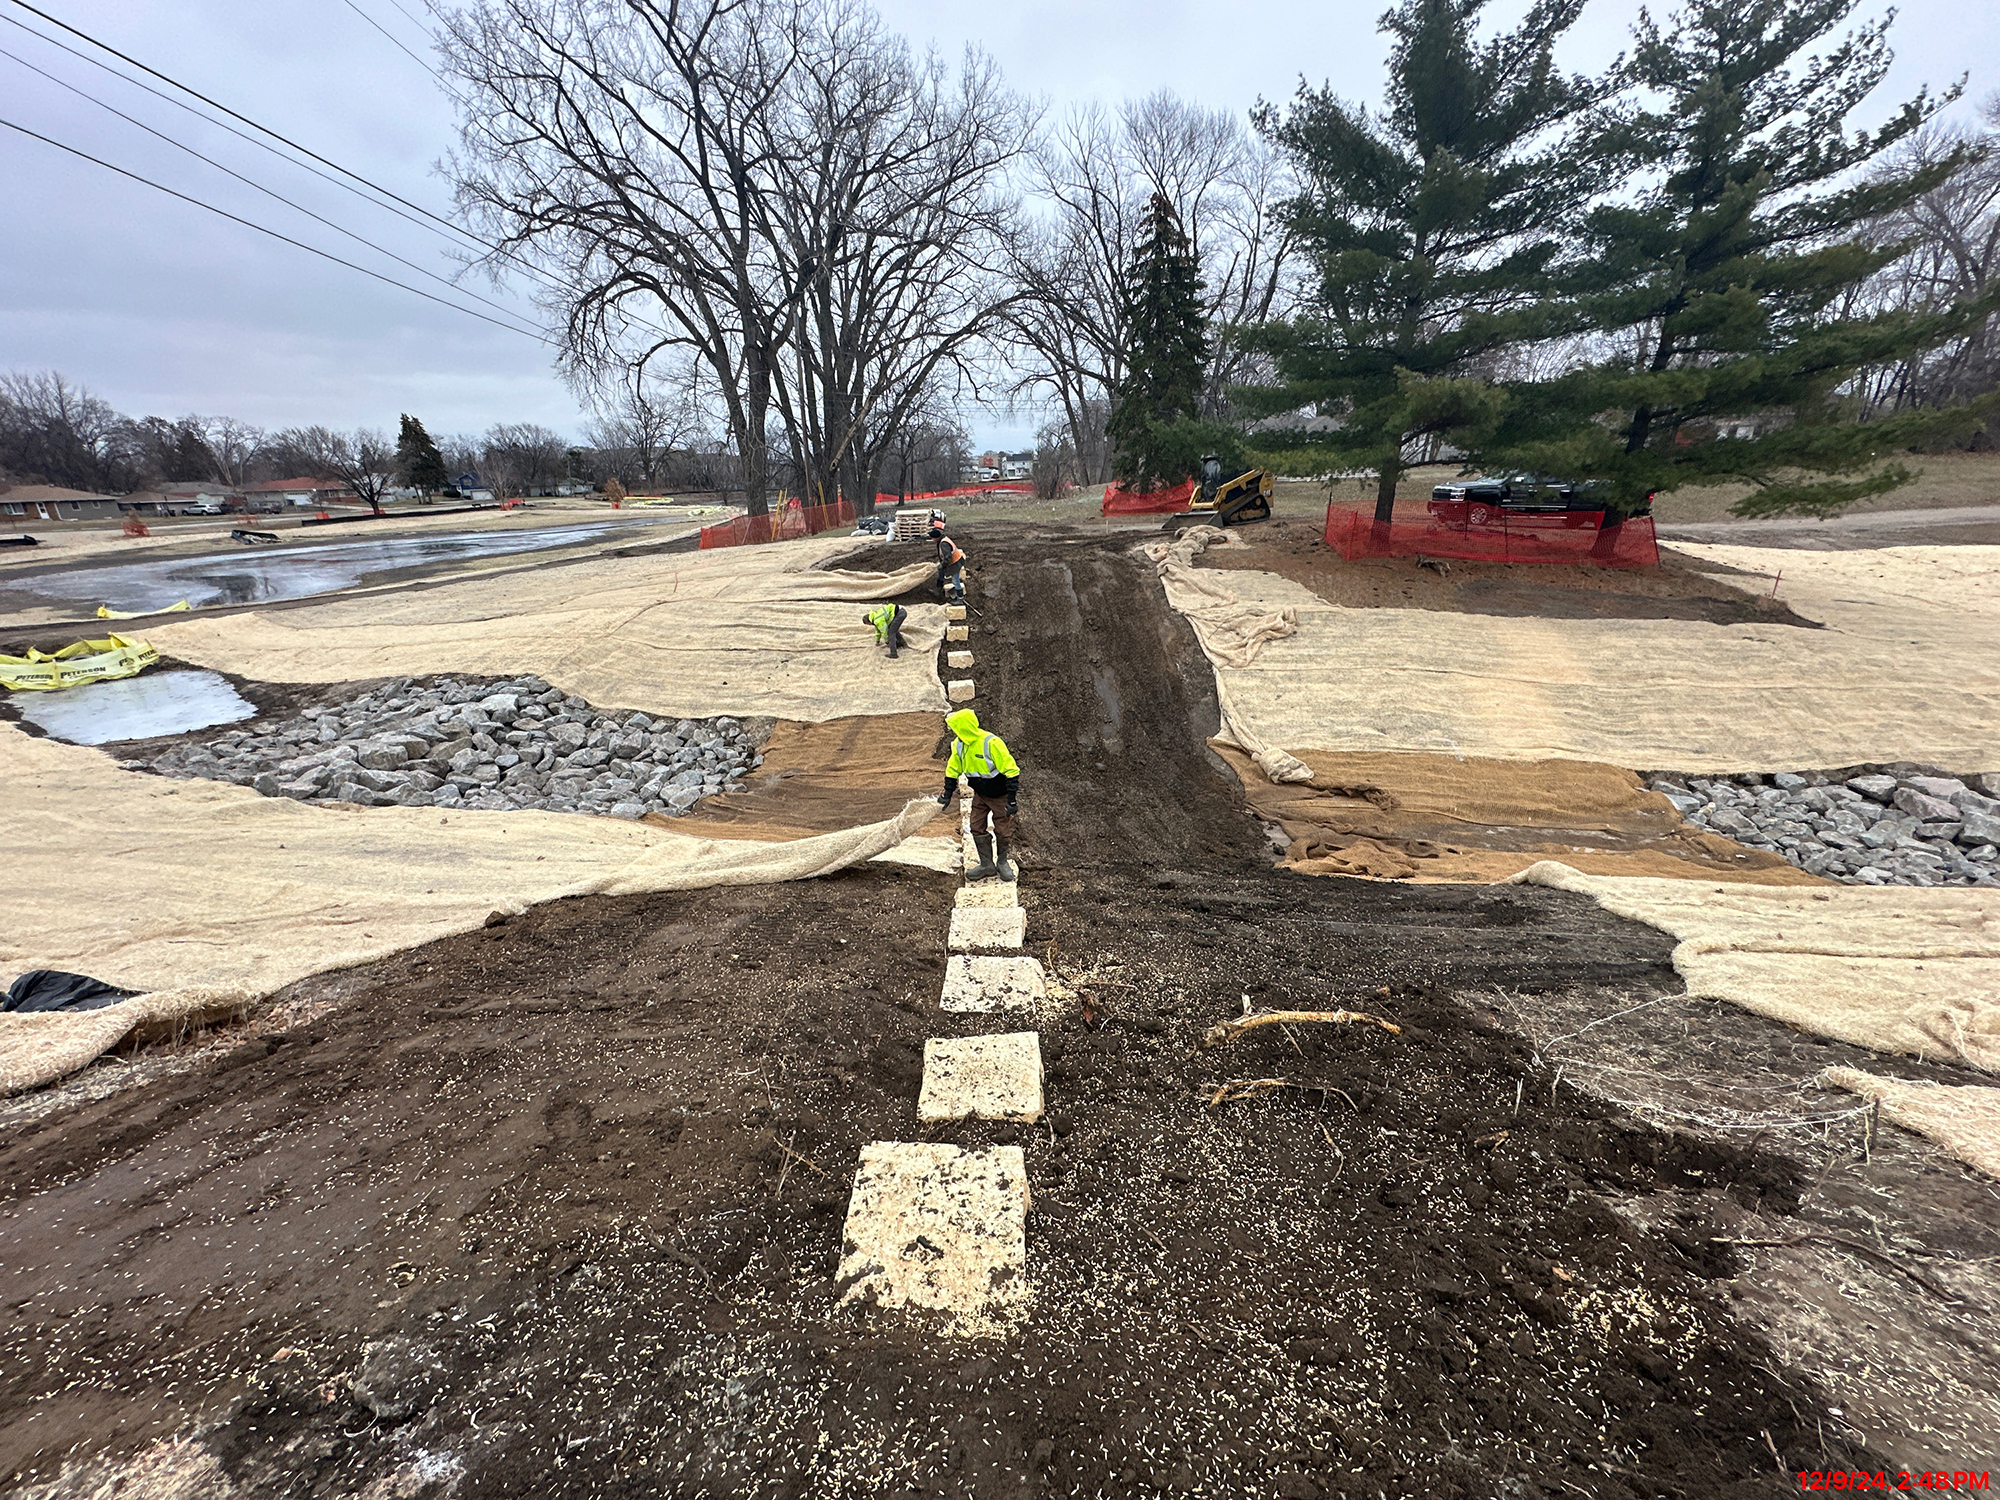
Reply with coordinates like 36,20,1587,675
919,1032,1043,1124
948,906,1025,953
948,650,974,670
837,1142,1030,1335
946,626,969,642
947,679,976,702
954,881,1020,908
940,955,1044,1014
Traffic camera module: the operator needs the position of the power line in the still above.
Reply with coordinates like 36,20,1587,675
1,0,487,256
0,43,545,337
337,0,459,97
0,10,487,259
0,115,555,344
2,0,695,374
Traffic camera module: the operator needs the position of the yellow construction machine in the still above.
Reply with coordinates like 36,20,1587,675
1164,455,1274,532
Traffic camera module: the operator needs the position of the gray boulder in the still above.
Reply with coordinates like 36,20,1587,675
1847,775,1898,802
1893,787,1961,823
1959,807,2000,846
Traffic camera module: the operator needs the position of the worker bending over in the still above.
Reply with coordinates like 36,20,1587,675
936,532,965,602
936,708,1019,881
862,601,907,658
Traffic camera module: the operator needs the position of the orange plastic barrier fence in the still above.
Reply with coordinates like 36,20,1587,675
1101,479,1194,516
875,482,1035,505
1323,503,1659,568
698,497,857,549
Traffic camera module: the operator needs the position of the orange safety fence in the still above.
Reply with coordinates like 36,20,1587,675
698,496,857,549
1323,502,1660,569
1101,479,1195,516
875,482,1035,505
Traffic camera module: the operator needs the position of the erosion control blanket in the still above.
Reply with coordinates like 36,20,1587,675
0,725,947,1093
1818,1066,2000,1180
1142,529,1311,783
1166,544,2000,774
142,537,946,723
1508,861,2000,1072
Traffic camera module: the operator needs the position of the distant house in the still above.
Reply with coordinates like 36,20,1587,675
241,477,356,509
0,483,124,522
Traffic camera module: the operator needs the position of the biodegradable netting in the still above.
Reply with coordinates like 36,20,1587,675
140,538,946,723
1818,1066,2000,1180
1507,861,2000,1072
0,725,951,1093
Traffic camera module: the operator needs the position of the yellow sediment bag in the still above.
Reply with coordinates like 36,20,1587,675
96,599,191,619
0,633,159,691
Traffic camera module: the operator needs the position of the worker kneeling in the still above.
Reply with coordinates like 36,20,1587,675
936,708,1019,881
862,601,907,658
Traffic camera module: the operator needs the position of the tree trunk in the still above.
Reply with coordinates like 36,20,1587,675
1372,455,1399,529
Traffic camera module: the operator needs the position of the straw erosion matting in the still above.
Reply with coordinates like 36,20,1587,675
0,722,947,1093
1173,541,2000,773
0,852,1902,1499
133,534,948,723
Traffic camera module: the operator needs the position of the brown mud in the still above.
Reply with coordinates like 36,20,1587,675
2,529,1990,1498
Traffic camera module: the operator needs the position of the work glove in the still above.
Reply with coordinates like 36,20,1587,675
1006,798,1018,816
935,793,951,807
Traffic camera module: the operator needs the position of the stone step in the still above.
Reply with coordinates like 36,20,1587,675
946,625,969,643
948,906,1024,953
954,881,1020,908
947,650,974,670
940,954,1044,1015
918,1032,1043,1123
838,1141,1030,1335
945,604,967,621
947,679,975,702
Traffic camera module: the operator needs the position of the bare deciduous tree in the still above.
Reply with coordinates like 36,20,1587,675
481,423,572,497
440,0,1028,517
273,426,396,512
1007,93,1300,484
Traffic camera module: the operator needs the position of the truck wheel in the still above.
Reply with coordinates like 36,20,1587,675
1467,503,1494,526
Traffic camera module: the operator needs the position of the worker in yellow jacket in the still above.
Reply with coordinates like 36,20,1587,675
936,707,1019,881
861,601,906,657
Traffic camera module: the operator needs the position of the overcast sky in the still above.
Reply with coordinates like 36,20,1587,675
2,0,1993,454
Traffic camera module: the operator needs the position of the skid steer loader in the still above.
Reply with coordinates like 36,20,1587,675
1164,454,1274,532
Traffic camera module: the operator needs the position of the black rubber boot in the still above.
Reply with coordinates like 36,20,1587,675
968,833,999,880
994,835,1018,883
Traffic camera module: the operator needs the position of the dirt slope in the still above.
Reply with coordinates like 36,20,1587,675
1,528,1982,1498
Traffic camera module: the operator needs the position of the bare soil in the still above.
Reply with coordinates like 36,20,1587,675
2,529,1992,1498
1199,518,1823,627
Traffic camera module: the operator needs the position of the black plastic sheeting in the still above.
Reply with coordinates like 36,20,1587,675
3,970,136,1013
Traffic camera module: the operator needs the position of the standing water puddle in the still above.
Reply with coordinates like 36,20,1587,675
12,670,255,744
13,518,685,615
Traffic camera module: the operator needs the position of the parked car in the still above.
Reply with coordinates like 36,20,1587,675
1428,475,1651,528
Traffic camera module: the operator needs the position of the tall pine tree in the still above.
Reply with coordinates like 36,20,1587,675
1106,193,1238,491
1245,0,1599,525
396,414,449,500
1487,0,1993,518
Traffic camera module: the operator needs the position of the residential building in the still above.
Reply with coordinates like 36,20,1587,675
0,483,124,522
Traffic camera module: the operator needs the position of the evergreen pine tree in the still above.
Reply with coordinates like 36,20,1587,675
1245,0,1598,526
1106,193,1238,490
396,414,450,500
1487,0,1993,519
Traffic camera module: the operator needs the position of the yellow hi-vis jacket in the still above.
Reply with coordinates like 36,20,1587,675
943,708,1019,795
865,602,900,643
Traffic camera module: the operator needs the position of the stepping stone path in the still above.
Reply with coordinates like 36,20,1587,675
839,609,1047,1335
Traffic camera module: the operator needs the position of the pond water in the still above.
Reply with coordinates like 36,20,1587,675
15,518,684,615
13,669,256,744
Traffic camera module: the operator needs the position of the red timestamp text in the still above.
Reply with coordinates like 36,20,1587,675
1798,1475,1990,1493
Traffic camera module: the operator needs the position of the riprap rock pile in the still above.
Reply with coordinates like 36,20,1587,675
137,675,760,819
1648,769,2000,887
